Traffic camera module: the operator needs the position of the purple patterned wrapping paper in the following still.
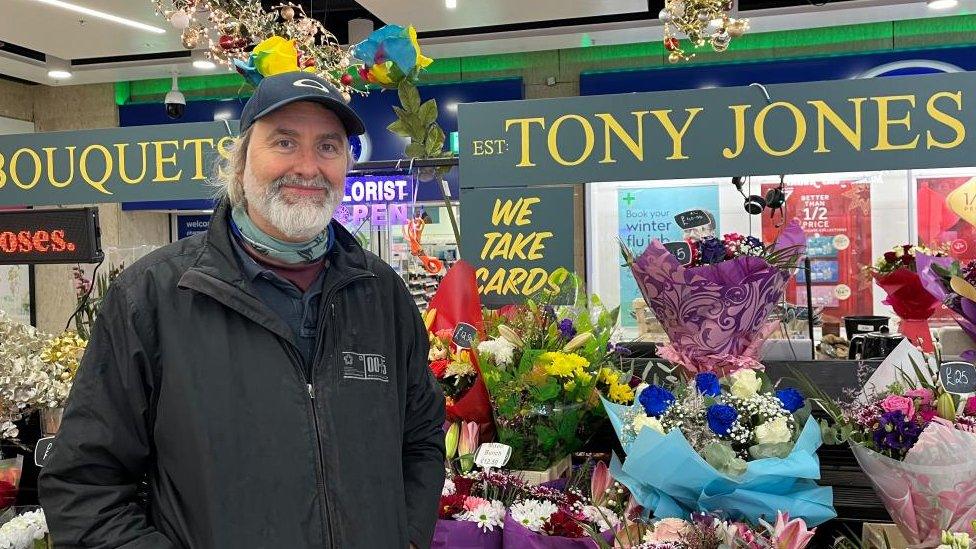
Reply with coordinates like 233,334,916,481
628,221,806,376
501,515,614,549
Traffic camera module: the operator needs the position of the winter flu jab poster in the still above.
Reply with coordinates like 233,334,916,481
617,185,720,327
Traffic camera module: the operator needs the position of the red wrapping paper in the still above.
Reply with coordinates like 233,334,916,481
873,270,940,351
428,261,497,441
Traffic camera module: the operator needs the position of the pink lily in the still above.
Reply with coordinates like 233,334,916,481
591,461,613,506
458,421,479,457
772,511,816,549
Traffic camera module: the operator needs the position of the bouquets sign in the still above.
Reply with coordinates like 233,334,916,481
622,221,805,376
427,261,496,441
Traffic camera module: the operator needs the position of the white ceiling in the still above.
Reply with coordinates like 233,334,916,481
0,0,974,86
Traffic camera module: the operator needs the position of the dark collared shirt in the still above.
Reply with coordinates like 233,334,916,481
230,233,326,372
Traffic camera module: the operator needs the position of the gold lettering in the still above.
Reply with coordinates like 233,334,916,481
926,91,965,150
79,144,113,195
595,111,649,164
515,197,539,226
484,269,506,295
547,114,595,167
723,105,751,159
182,138,214,180
10,148,42,190
650,108,703,160
115,142,151,185
480,232,501,260
154,140,182,182
527,231,553,260
42,146,77,188
504,117,546,167
0,152,5,188
808,98,865,153
216,136,235,180
755,101,807,157
871,95,920,151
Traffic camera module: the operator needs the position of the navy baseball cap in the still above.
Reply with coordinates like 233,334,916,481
239,72,365,136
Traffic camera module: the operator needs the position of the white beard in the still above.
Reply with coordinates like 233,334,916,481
243,170,340,241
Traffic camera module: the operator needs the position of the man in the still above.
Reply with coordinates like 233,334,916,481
39,71,446,549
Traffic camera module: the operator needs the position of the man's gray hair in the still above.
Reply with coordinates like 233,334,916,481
212,126,356,207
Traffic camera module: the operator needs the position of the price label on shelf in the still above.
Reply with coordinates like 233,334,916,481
939,361,976,395
474,443,512,469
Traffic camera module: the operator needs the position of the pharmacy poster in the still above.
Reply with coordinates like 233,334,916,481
761,179,873,323
617,185,719,327
916,175,976,262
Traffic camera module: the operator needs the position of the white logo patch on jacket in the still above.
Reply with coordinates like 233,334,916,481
341,352,389,382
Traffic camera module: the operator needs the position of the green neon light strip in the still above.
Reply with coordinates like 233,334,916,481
116,14,976,105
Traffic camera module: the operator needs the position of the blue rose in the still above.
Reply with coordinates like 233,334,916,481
695,372,721,397
775,388,805,413
699,237,727,264
639,385,676,417
706,404,738,436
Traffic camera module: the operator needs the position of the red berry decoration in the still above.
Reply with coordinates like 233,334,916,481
340,73,353,86
665,37,680,51
219,35,236,50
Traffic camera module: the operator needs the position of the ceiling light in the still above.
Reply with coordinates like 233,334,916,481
46,56,72,79
927,0,958,8
32,0,166,34
446,0,457,8
191,50,215,70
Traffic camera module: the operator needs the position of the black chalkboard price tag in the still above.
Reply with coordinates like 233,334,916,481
452,323,478,349
663,241,694,266
674,209,711,230
34,436,55,468
940,361,976,394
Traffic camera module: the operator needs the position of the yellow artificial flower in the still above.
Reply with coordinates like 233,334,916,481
564,380,577,393
574,368,593,386
253,37,302,77
608,383,635,404
598,367,618,385
407,25,433,70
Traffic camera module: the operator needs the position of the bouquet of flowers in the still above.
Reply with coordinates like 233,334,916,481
801,349,976,546
869,244,949,351
426,261,496,441
434,470,525,548
477,273,633,472
621,221,805,376
605,511,816,549
918,256,976,354
603,370,835,526
504,461,626,548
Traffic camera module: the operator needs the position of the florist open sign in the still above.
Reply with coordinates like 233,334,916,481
0,121,236,206
458,71,976,188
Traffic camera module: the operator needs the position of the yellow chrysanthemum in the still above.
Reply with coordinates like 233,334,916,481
537,352,589,378
574,368,593,386
608,383,635,404
564,380,577,393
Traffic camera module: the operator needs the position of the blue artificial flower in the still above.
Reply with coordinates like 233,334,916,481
699,237,727,264
695,372,721,397
558,319,577,340
706,404,739,436
775,388,806,413
639,385,676,417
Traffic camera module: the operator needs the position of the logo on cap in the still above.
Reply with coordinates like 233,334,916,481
293,79,330,94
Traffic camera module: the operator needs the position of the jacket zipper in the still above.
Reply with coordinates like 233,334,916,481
301,273,375,549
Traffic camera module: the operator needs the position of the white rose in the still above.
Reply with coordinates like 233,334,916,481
730,369,762,399
754,417,792,445
633,414,666,434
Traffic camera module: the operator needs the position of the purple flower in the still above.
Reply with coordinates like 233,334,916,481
872,410,923,456
707,404,738,436
557,318,577,340
607,342,632,356
699,237,727,265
